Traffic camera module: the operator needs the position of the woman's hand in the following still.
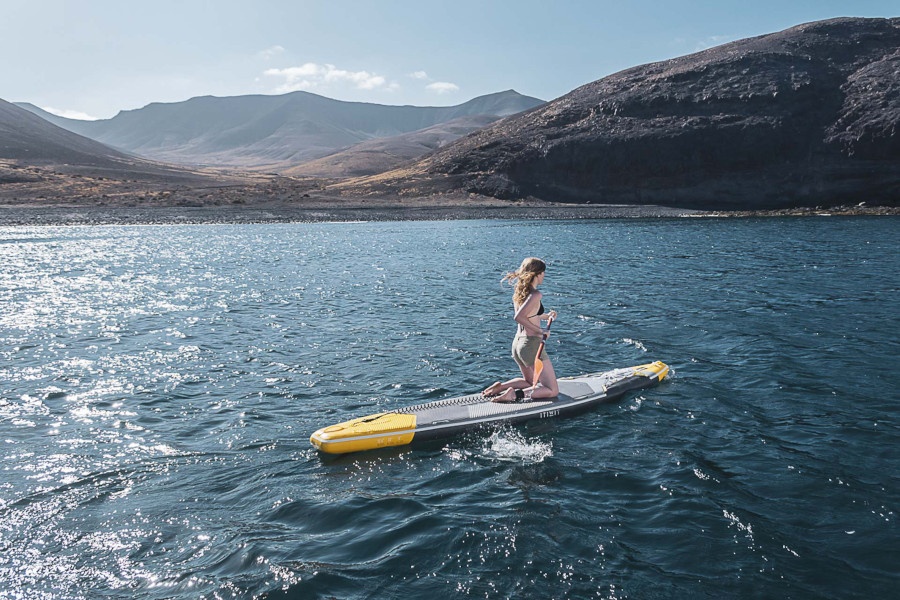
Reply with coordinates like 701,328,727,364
542,311,556,339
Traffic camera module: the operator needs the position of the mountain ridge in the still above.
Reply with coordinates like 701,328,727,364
337,17,900,210
0,98,251,198
2,99,135,167
7,18,899,213
283,115,501,178
16,90,545,171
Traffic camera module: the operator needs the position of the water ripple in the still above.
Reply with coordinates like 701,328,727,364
0,218,898,598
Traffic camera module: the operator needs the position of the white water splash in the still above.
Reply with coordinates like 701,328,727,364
622,338,648,352
483,429,553,463
723,509,756,547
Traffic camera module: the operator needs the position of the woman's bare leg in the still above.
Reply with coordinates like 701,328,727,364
491,362,559,402
484,364,534,396
525,359,558,399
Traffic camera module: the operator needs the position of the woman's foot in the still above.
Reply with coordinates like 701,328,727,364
483,381,503,397
491,388,517,403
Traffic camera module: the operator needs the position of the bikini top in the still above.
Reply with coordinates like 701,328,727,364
528,302,544,318
520,294,544,318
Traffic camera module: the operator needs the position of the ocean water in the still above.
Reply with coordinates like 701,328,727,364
0,217,897,599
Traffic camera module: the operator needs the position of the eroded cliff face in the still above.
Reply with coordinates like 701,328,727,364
351,18,900,209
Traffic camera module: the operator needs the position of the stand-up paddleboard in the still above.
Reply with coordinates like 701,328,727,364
310,361,669,455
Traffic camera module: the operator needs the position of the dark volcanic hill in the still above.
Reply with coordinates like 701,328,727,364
18,90,544,171
1,98,139,169
341,17,900,209
0,98,244,195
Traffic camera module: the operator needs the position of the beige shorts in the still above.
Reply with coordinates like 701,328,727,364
511,334,548,369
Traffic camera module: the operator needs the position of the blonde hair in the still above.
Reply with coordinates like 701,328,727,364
502,257,546,307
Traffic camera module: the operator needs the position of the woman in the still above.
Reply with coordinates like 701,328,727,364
484,257,559,402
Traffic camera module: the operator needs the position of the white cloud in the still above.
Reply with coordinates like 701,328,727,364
42,106,101,121
411,70,460,94
426,81,460,94
258,45,286,60
264,62,390,93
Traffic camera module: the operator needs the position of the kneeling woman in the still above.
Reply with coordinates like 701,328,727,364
484,257,559,402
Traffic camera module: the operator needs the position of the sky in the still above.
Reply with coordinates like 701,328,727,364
2,0,896,120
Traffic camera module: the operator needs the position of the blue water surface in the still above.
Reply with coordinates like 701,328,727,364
1,217,898,599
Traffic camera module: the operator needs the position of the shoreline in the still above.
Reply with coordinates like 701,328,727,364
0,203,699,226
0,202,896,226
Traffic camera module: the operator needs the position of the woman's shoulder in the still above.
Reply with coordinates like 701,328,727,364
519,289,541,306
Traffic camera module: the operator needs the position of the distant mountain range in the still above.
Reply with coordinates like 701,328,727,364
283,115,500,178
340,17,900,209
17,90,544,172
6,18,899,211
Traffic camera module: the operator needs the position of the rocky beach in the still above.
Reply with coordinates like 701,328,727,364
2,198,896,227
0,198,700,226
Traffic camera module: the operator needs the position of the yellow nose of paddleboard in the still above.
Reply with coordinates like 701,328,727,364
633,361,669,381
310,412,416,454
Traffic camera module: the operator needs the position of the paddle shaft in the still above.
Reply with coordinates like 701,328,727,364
531,317,553,390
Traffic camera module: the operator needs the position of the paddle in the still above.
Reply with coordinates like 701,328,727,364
529,317,554,397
